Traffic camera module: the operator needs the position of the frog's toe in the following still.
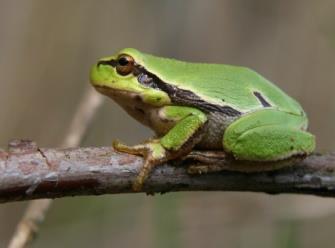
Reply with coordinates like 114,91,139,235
132,159,158,191
133,145,167,191
112,140,149,156
113,140,168,191
183,150,227,163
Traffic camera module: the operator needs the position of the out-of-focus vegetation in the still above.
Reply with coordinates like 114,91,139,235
1,1,335,247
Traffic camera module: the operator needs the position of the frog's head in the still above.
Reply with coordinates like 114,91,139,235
90,48,171,106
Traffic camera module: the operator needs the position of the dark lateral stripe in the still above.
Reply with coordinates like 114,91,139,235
97,59,117,67
253,91,271,107
135,64,242,117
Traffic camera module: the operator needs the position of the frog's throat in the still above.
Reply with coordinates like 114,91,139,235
102,58,242,117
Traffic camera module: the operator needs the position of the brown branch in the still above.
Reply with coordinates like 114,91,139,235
7,88,103,248
1,140,335,202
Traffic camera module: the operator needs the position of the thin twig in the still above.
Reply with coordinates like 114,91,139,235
0,145,334,201
7,88,103,248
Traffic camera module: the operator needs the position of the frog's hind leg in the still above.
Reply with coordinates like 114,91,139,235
186,109,315,173
222,112,315,171
224,125,314,162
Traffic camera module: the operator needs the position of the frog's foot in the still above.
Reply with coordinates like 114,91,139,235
183,150,230,174
184,150,227,163
113,140,167,191
184,150,307,175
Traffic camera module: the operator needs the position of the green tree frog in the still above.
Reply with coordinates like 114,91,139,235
90,48,315,191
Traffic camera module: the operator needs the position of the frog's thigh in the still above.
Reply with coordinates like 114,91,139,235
223,110,315,161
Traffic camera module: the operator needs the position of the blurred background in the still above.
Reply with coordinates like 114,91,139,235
1,0,335,247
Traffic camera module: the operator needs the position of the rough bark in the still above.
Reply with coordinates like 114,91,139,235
1,139,335,203
7,88,104,248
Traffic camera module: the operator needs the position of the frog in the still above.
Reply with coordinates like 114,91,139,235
90,48,315,191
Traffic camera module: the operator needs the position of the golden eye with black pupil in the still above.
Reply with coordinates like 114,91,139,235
116,54,134,76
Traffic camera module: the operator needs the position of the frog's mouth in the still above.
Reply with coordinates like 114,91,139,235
93,85,144,103
94,85,129,96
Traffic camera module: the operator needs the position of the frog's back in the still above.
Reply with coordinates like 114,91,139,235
129,49,305,117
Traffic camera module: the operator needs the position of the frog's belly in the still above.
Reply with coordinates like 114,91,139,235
196,112,237,150
149,109,237,150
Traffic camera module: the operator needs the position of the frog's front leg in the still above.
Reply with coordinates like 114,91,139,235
113,106,207,191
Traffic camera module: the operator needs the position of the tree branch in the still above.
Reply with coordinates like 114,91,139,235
7,88,104,248
1,140,335,202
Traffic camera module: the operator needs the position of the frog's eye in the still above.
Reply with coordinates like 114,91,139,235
116,54,134,76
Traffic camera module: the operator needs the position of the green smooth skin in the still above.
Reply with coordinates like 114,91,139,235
90,48,315,190
160,106,207,151
223,109,314,161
